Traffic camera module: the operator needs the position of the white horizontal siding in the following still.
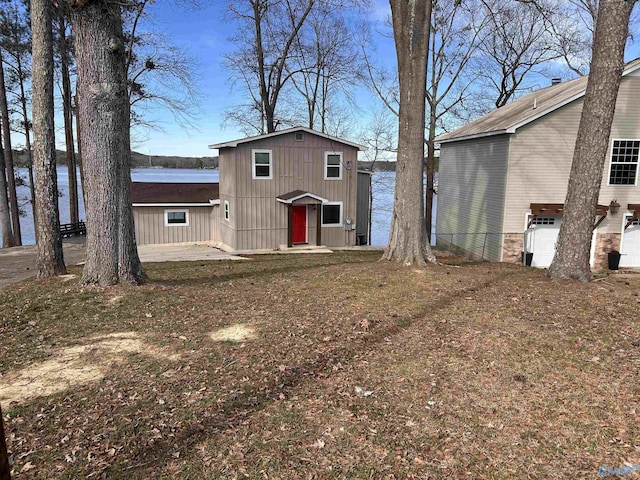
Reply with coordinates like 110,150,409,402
506,76,640,234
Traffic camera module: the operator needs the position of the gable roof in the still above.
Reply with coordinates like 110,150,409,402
276,190,328,204
131,182,219,205
208,126,366,151
437,58,640,144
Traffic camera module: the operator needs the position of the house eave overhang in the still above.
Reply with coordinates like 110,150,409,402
504,91,587,134
133,200,219,207
436,130,509,144
437,60,640,145
209,127,367,151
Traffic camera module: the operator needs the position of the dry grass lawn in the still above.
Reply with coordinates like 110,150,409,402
0,251,639,479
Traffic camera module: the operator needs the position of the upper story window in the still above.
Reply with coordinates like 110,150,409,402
324,152,343,180
252,149,273,179
165,209,189,227
609,139,639,185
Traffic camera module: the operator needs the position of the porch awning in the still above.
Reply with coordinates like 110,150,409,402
276,190,328,205
528,203,610,229
529,203,609,217
626,204,640,229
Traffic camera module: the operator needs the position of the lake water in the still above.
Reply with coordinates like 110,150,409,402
7,167,435,248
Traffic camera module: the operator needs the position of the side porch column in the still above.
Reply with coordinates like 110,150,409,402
287,204,293,248
316,204,322,246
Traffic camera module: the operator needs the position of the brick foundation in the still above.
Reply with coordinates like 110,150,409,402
593,233,621,270
502,233,524,264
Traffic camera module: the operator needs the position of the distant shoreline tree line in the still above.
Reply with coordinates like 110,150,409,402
11,149,404,172
10,149,219,169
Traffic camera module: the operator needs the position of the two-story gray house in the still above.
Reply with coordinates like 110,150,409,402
131,127,371,250
435,58,640,269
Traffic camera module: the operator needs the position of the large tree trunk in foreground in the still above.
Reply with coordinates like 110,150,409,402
0,404,10,480
383,0,436,266
0,403,10,480
547,0,633,282
0,141,12,248
31,0,66,277
0,51,21,246
70,0,143,286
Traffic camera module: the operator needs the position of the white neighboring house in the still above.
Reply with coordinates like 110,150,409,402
435,58,640,269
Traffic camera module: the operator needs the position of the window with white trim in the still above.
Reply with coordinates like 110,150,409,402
164,209,189,226
322,202,342,226
252,149,273,179
609,139,639,185
324,152,342,180
224,200,230,221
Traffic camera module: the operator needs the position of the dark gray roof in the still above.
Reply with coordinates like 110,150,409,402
131,182,219,204
437,58,640,144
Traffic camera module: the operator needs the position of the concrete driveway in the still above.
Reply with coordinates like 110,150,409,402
0,242,244,289
136,244,246,263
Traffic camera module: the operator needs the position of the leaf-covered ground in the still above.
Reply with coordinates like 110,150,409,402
0,251,639,479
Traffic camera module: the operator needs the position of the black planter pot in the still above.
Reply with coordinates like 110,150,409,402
608,251,621,270
521,252,533,266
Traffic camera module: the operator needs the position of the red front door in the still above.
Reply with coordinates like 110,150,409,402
292,205,307,244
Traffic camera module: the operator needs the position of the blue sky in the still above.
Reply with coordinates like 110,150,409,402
131,0,394,158
33,1,638,159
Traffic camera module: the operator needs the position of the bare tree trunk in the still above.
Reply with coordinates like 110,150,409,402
0,51,21,246
118,159,144,284
17,60,37,234
74,92,86,209
58,18,79,225
0,403,10,480
0,141,13,248
71,0,143,285
32,0,66,276
425,99,437,243
117,62,144,284
547,0,633,282
383,0,436,266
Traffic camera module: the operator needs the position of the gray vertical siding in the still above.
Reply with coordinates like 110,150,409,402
436,135,509,261
133,206,213,245
211,205,220,242
356,171,372,244
218,131,358,250
218,148,237,249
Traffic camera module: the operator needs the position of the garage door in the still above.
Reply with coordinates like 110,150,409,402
527,217,560,268
526,216,596,268
621,217,640,267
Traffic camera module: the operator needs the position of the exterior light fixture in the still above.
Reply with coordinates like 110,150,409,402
610,199,621,215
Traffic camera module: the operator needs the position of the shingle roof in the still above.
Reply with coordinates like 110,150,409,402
276,190,328,204
131,182,219,204
436,58,640,144
208,126,366,150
